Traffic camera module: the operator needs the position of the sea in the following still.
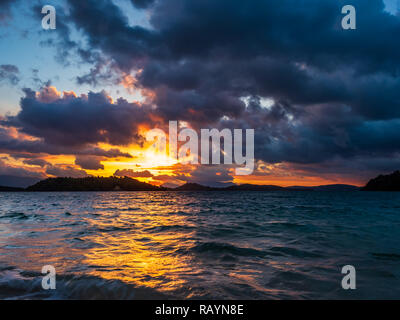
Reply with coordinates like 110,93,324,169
0,191,400,299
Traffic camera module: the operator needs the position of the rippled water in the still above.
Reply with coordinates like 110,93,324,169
1,191,400,299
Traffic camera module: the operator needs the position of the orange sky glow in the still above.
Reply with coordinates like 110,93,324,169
0,86,367,188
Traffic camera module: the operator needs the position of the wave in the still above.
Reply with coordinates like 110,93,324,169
187,241,267,258
0,212,29,220
0,267,171,300
371,252,400,261
143,225,196,233
269,246,324,258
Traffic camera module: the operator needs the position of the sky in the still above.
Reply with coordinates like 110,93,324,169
0,0,399,188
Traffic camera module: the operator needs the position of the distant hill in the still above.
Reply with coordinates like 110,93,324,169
27,177,164,191
175,182,357,191
174,183,284,191
174,183,219,191
0,177,360,192
362,171,400,191
0,185,24,192
225,184,285,191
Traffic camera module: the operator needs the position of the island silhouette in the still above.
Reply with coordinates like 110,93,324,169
0,176,359,192
0,171,398,192
361,170,400,191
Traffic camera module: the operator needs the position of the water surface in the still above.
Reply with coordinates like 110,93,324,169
0,191,400,299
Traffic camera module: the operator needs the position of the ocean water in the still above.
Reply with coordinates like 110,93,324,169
0,191,400,300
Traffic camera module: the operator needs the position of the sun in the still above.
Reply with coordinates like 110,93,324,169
140,148,179,168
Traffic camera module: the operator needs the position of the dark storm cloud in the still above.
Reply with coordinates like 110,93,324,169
114,169,154,178
75,60,118,86
0,125,133,158
62,0,400,121
23,158,51,167
66,0,159,71
75,155,104,170
65,0,400,71
222,101,400,165
9,0,400,178
2,88,153,147
0,64,19,85
46,164,88,178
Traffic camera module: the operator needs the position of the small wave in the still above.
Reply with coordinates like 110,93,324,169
144,225,196,233
120,207,141,211
269,246,324,258
268,221,309,229
188,242,267,258
97,225,133,233
0,212,29,220
0,268,171,300
266,270,331,293
371,252,400,261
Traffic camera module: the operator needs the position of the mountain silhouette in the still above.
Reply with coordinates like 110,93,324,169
174,183,219,191
362,171,400,191
0,176,362,192
27,177,164,191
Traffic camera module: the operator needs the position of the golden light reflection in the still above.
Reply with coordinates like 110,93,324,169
80,204,197,292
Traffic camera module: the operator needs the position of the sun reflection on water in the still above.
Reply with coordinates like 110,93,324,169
77,194,198,292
